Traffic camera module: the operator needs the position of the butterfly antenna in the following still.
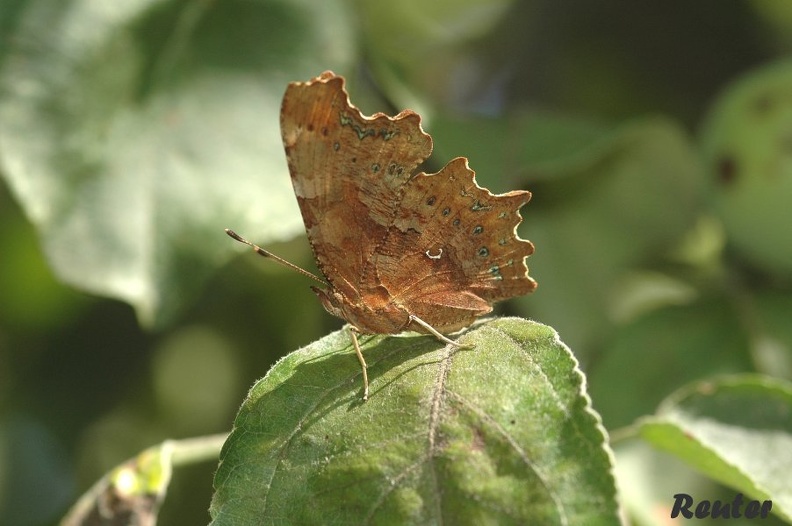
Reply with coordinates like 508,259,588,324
225,229,328,286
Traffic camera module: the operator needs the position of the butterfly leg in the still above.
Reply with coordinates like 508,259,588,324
408,314,470,348
348,326,369,401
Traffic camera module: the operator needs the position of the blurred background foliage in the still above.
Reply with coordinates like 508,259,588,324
1,0,791,524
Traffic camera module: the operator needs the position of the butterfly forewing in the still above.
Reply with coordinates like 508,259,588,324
280,72,432,302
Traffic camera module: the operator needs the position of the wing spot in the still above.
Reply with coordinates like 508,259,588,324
372,163,380,173
478,246,489,258
333,142,340,151
442,207,451,216
471,200,492,212
426,248,443,260
453,218,461,227
489,265,503,280
380,128,398,141
472,225,484,235
426,196,436,206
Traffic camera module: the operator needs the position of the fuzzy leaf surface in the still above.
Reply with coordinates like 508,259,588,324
210,318,619,525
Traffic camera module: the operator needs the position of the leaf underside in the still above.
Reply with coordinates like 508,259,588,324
640,375,792,522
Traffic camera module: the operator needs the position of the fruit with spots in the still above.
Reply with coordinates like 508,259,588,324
701,61,792,276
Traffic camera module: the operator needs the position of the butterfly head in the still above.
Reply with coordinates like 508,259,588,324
310,286,347,321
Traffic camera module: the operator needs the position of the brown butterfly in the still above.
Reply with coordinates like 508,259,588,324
227,71,536,400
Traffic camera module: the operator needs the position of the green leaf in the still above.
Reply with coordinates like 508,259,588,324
62,441,173,526
753,291,792,380
638,374,792,522
527,118,706,351
0,0,355,327
353,0,515,116
589,297,753,429
431,110,615,185
614,439,728,526
210,318,620,525
61,434,226,525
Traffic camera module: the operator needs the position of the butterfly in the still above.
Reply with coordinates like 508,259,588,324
227,71,536,400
